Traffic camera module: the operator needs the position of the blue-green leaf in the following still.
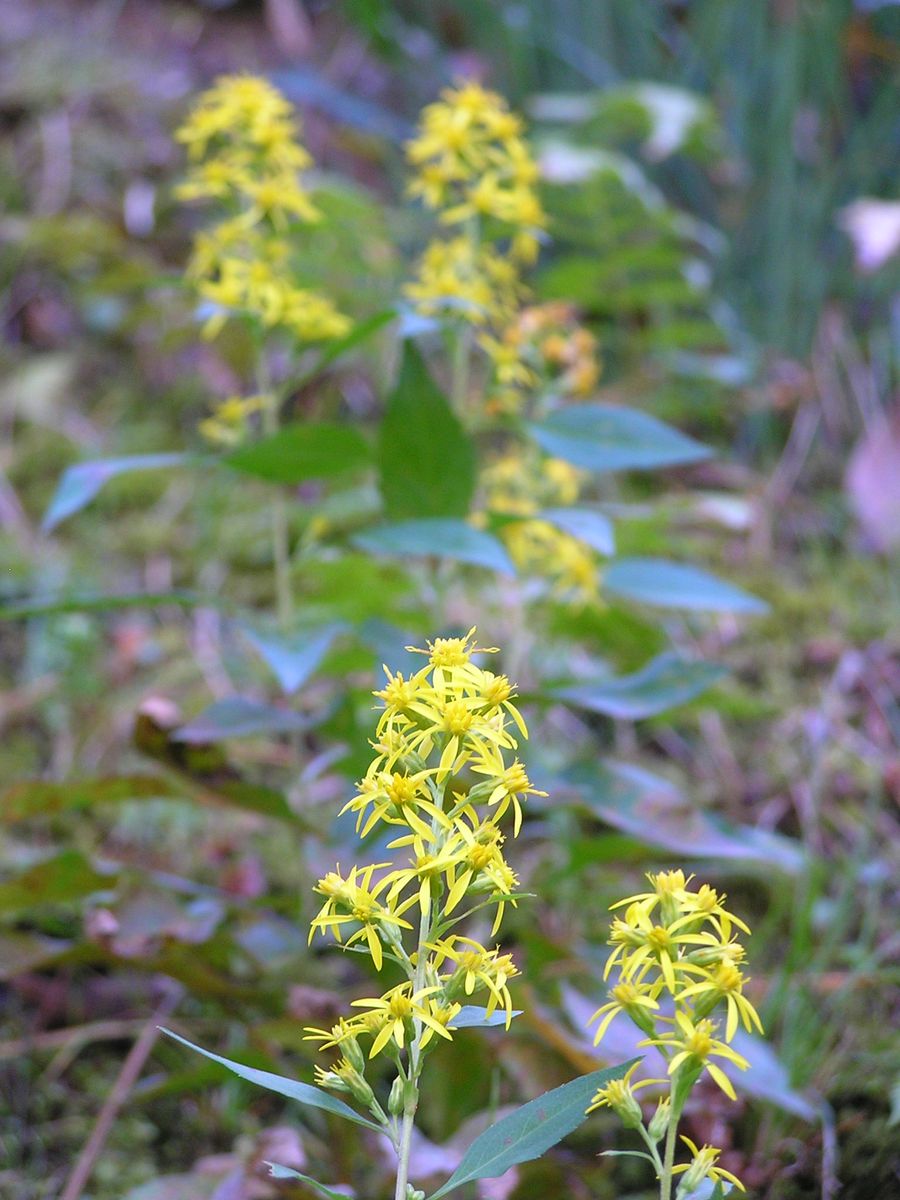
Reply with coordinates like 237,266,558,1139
427,1060,636,1199
604,558,767,613
536,507,615,555
549,652,724,719
43,453,190,531
452,1006,523,1029
240,623,344,693
161,1030,381,1132
225,423,370,485
174,698,319,742
265,1164,352,1197
528,404,710,473
353,519,514,575
378,343,476,519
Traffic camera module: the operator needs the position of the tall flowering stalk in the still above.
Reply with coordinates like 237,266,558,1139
589,871,762,1198
304,629,544,1200
175,75,349,627
404,82,545,419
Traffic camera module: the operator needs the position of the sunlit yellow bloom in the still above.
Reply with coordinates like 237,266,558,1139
676,960,763,1041
586,1062,664,1125
350,984,449,1058
470,756,546,837
429,936,518,1025
481,302,601,415
198,393,269,447
406,81,545,254
341,768,448,840
308,862,415,971
405,236,525,326
673,1138,745,1194
588,979,662,1043
383,830,468,914
175,74,349,343
642,1012,749,1101
605,902,724,993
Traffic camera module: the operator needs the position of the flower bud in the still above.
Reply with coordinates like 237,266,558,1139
406,1189,425,1200
343,1035,365,1075
647,1097,670,1142
388,1075,406,1117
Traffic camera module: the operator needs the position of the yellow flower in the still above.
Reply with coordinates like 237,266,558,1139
350,983,450,1058
406,81,545,252
673,1138,745,1194
586,1062,664,1125
198,393,269,447
429,936,518,1025
588,979,662,1043
341,768,448,840
605,901,725,993
175,74,349,343
642,1012,749,1101
308,862,416,971
404,236,525,326
676,960,763,1041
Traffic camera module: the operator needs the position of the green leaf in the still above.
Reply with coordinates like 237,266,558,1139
161,1029,382,1132
548,652,725,718
265,1164,351,1197
42,453,191,531
311,309,396,375
174,698,319,742
1,774,177,824
353,519,514,575
561,762,805,874
378,343,476,519
537,507,615,555
0,851,113,915
225,423,370,485
452,1006,523,1029
0,590,210,621
240,623,344,694
604,558,767,613
528,404,710,473
427,1060,636,1199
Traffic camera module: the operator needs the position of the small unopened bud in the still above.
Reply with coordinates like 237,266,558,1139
388,1075,406,1116
344,1068,375,1109
406,1188,425,1200
343,1035,365,1074
647,1097,670,1142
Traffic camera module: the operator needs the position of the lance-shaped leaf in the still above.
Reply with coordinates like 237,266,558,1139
43,453,191,531
450,1006,523,1029
537,507,615,555
378,343,476,519
353,519,514,575
1,774,176,824
604,558,767,613
161,1030,382,1132
548,652,725,719
240,622,345,694
174,697,319,743
0,851,114,915
427,1060,636,1199
528,404,710,473
266,1164,352,1197
224,423,370,485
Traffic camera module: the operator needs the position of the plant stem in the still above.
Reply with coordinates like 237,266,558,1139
450,320,472,422
393,888,432,1200
258,355,292,630
659,1089,683,1200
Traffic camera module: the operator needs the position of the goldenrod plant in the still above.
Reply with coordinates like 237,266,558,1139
588,871,762,1198
164,631,630,1199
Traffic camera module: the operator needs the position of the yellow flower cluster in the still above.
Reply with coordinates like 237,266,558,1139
480,449,599,601
175,74,349,343
480,302,601,414
304,631,543,1125
588,871,761,1196
198,393,269,447
405,82,544,326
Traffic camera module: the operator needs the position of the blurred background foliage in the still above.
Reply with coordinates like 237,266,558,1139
1,2,898,1200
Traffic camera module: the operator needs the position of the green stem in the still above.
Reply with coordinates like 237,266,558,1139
659,1089,683,1200
393,891,432,1200
450,320,472,422
258,355,292,630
